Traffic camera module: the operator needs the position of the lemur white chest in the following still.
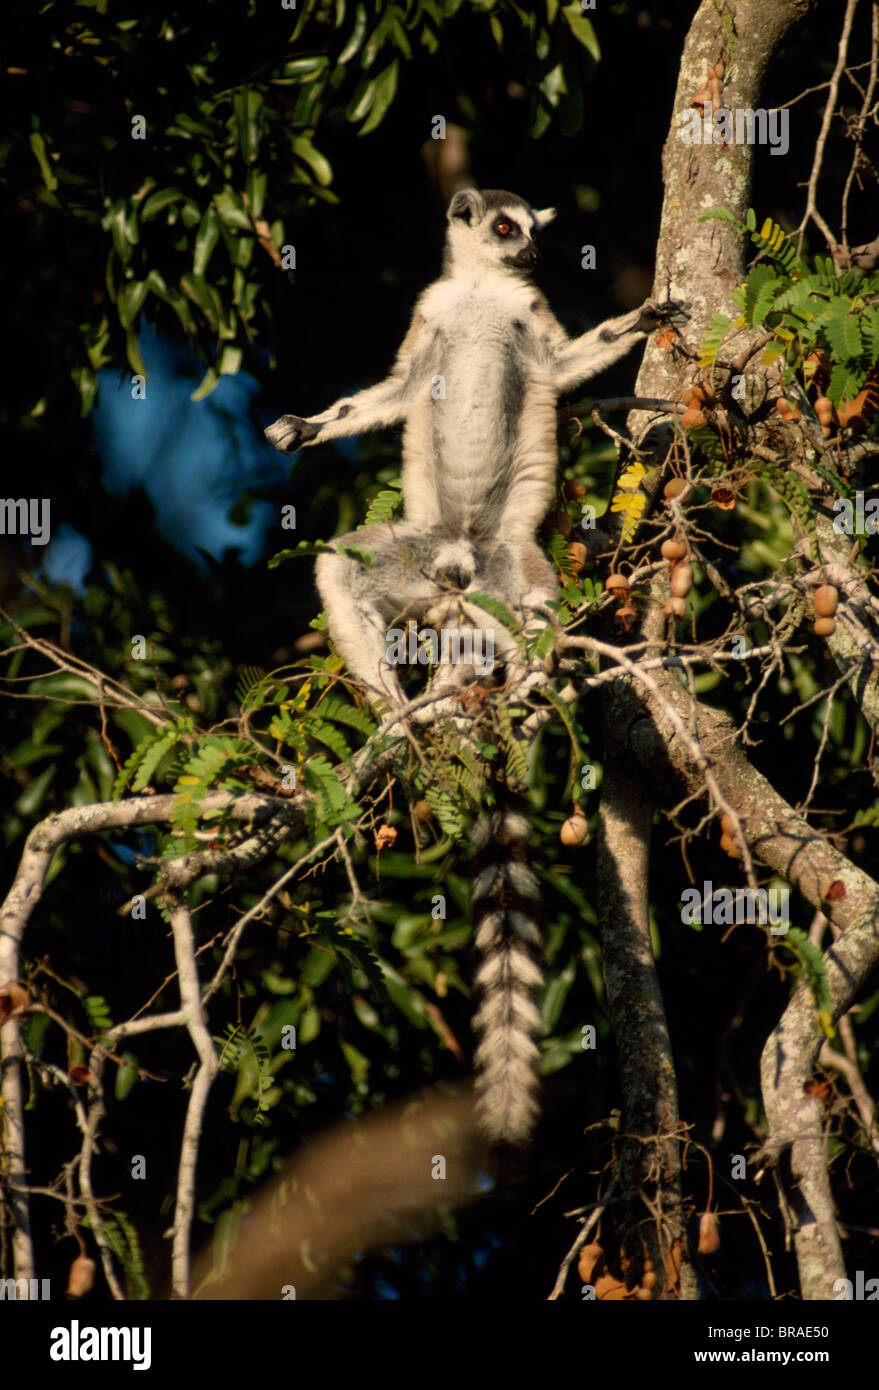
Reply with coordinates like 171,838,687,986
404,272,557,535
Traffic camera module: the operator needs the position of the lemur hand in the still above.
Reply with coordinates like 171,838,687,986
637,299,690,334
265,415,321,453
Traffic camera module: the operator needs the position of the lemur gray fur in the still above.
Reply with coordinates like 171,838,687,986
266,187,675,1145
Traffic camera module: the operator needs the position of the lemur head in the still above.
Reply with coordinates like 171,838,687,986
444,188,556,275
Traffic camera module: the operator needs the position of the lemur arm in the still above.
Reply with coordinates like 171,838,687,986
548,300,683,396
265,311,430,454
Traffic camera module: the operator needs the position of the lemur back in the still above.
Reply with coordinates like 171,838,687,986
266,187,668,1146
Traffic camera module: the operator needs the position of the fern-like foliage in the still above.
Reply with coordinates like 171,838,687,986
362,480,403,526
172,738,254,846
214,1023,275,1124
699,207,879,407
113,717,194,798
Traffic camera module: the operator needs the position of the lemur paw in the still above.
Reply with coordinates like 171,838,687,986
265,414,320,453
637,298,690,333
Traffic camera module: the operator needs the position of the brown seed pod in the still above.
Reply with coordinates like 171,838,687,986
698,1212,721,1255
566,541,587,573
805,350,831,388
412,800,433,823
561,815,589,847
664,596,687,619
838,387,873,429
681,406,707,429
375,824,397,851
710,487,736,510
813,584,839,618
814,395,834,426
813,616,836,638
720,833,742,859
578,1243,605,1283
776,398,792,417
564,480,586,500
0,983,31,1020
661,539,687,562
664,477,691,503
547,508,573,538
67,1254,96,1299
604,571,629,599
670,562,693,598
720,813,737,837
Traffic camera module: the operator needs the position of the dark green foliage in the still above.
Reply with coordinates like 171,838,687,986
699,208,879,404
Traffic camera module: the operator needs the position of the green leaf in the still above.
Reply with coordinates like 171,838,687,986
29,131,58,192
827,361,861,406
380,963,428,1028
191,366,220,400
193,206,221,277
742,264,778,325
698,207,744,231
542,955,576,1033
465,591,520,633
363,483,403,525
562,2,600,60
140,187,185,220
235,88,263,164
361,7,397,70
125,331,147,377
281,55,331,79
339,4,369,63
115,1053,139,1102
214,188,252,232
246,168,268,220
179,273,220,328
118,280,148,330
346,71,380,123
291,135,333,187
824,299,862,358
698,313,732,367
357,60,399,135
219,344,242,376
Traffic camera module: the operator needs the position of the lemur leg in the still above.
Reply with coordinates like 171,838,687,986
422,539,557,708
316,523,455,710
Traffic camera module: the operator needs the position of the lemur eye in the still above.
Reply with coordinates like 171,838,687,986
496,222,512,237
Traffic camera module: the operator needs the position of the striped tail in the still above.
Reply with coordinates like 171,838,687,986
470,799,544,1146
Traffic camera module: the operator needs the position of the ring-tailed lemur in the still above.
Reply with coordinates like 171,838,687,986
266,188,676,1145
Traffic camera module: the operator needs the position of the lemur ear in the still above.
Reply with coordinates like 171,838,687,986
448,188,485,226
534,207,557,229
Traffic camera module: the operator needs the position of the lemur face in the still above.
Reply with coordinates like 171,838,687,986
445,188,556,274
